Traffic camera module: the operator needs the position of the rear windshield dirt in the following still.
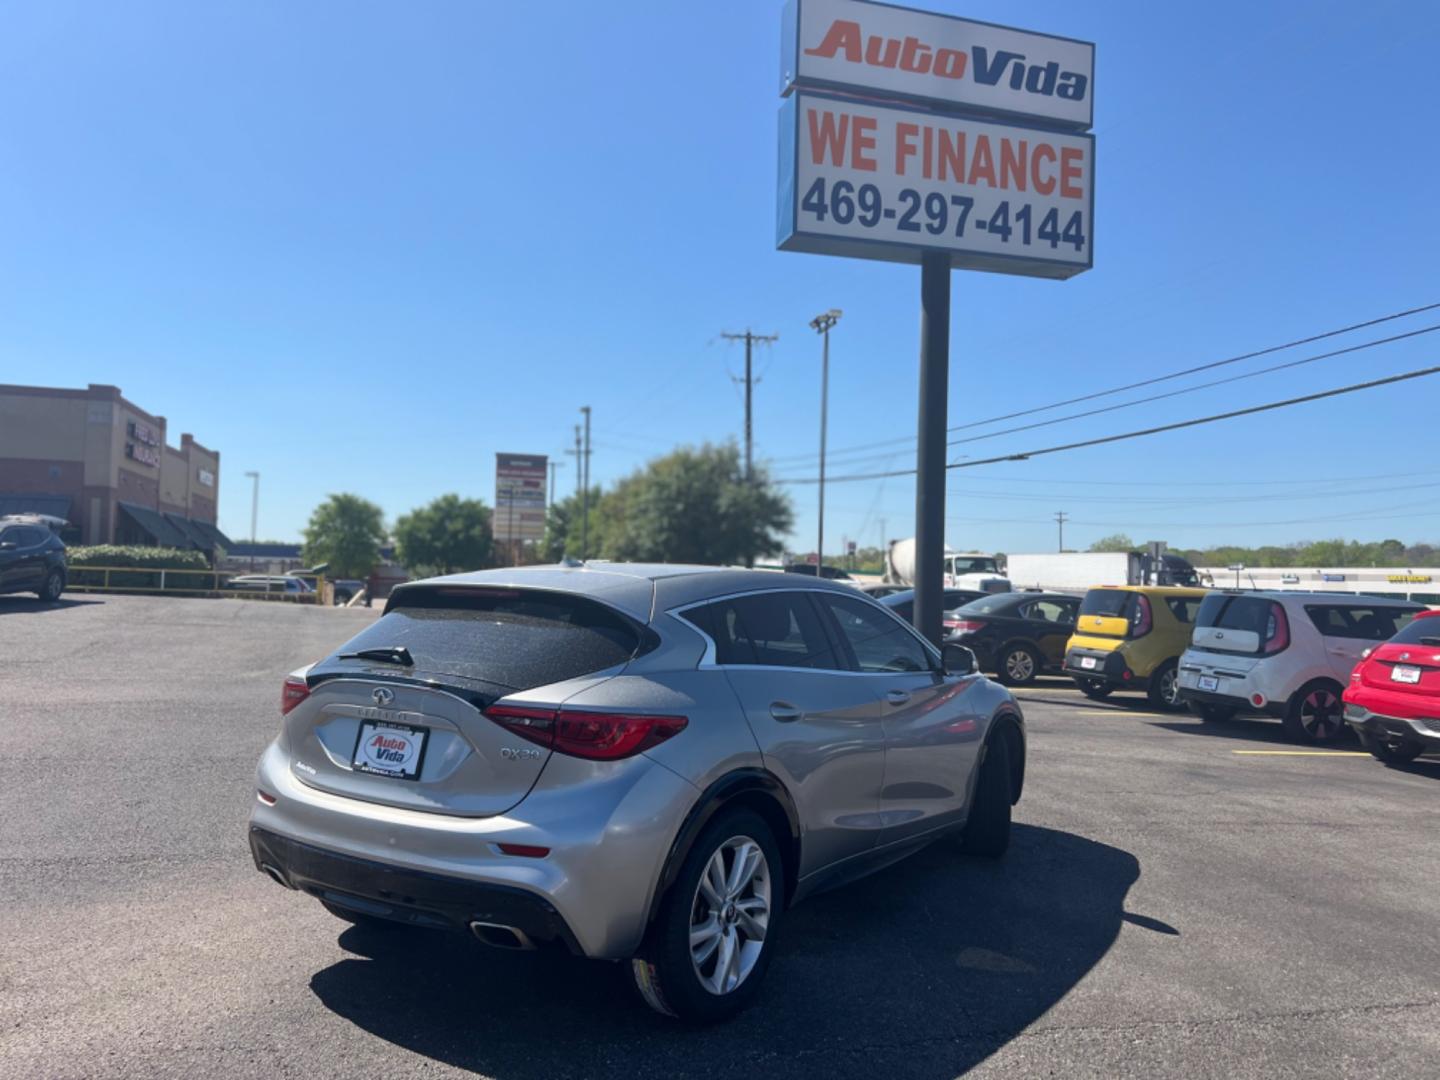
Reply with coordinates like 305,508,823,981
318,588,644,692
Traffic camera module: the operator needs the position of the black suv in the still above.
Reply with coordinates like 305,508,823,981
944,591,1080,686
0,515,68,601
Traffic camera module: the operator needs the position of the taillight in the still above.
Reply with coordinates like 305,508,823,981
949,619,987,634
1263,602,1290,654
1130,595,1153,638
485,705,688,761
281,675,310,715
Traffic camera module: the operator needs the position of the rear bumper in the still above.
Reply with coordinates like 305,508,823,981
1063,647,1142,687
1343,703,1440,748
1178,686,1253,712
250,827,582,950
249,738,697,959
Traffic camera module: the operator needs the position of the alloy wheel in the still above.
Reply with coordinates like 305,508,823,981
1005,649,1035,682
1299,688,1342,739
690,835,771,996
1160,668,1181,707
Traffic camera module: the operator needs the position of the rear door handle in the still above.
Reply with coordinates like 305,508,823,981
886,690,911,706
769,702,802,723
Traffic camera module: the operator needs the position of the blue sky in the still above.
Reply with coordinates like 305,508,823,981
3,0,1438,557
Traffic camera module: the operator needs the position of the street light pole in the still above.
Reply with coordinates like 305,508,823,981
809,310,841,573
244,470,259,571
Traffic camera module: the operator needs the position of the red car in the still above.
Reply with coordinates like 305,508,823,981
1343,609,1440,764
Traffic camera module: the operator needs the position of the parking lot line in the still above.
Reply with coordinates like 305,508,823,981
1231,750,1370,757
1074,710,1169,718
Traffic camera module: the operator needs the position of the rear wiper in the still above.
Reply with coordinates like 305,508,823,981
1419,637,1440,647
338,645,414,667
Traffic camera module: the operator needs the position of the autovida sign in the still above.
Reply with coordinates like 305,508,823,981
777,0,1094,278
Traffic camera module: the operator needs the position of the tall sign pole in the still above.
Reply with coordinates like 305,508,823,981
778,0,1095,645
913,253,950,646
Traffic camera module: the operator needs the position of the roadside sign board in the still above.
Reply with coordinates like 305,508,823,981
778,91,1093,277
781,0,1094,131
495,453,547,544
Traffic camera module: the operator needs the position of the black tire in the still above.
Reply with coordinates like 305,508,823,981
1282,680,1347,744
320,900,399,930
631,809,783,1024
1191,701,1237,723
1075,677,1113,700
997,643,1041,687
960,730,1012,858
37,568,64,602
1356,727,1425,765
1146,660,1184,711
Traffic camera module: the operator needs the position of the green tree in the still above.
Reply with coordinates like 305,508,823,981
599,443,792,566
301,493,385,578
1087,533,1135,553
393,494,493,576
540,487,605,562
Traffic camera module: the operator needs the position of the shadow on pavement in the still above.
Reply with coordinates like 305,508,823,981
310,823,1141,1079
0,596,104,615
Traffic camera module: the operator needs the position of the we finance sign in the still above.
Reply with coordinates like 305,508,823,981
782,0,1094,131
777,92,1093,277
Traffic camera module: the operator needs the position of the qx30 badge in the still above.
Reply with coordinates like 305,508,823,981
372,687,395,706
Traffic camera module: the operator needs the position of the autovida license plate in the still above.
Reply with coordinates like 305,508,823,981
1198,675,1219,692
352,720,429,780
1080,657,1097,670
1391,665,1421,685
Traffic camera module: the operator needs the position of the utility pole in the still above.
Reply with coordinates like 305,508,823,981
810,310,841,573
1055,511,1069,552
547,460,564,512
720,329,777,483
580,406,592,560
244,471,259,571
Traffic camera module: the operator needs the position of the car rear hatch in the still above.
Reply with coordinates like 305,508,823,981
1359,641,1440,696
1074,589,1137,643
284,584,652,817
1188,594,1287,672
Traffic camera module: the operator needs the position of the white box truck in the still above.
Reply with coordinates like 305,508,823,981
1003,551,1202,592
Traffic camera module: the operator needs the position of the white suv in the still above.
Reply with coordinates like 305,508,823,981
1177,591,1422,744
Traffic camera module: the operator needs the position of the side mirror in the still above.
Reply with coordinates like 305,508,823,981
942,643,979,676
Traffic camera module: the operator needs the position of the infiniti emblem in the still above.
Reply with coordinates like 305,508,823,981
372,687,394,706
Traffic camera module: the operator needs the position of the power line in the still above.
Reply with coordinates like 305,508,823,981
719,330,778,483
945,323,1440,450
764,300,1440,467
774,364,1440,485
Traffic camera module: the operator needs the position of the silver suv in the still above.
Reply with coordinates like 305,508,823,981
249,564,1025,1022
1177,591,1421,743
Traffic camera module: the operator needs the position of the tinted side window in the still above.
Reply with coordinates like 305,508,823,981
1025,600,1073,624
691,592,842,670
1306,605,1416,642
821,594,934,674
8,526,42,547
1165,597,1202,624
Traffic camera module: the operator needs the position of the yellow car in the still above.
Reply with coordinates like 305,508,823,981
1062,586,1207,710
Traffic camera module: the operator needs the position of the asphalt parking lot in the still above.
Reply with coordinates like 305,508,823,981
3,594,1438,1079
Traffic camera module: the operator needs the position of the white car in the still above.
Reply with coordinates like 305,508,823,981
1176,591,1422,743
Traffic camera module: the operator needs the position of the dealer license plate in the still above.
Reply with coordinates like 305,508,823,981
1198,675,1219,692
1080,656,1097,670
352,720,430,780
1391,665,1421,685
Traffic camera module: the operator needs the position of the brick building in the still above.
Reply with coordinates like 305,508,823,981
0,382,229,551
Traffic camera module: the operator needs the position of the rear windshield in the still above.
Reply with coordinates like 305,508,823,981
1196,594,1274,634
1079,590,1133,619
956,593,1021,616
1388,614,1440,646
318,588,644,692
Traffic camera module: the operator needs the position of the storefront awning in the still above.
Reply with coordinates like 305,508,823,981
117,501,193,549
0,493,72,520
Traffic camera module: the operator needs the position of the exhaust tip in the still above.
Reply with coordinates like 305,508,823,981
469,920,535,951
260,863,291,889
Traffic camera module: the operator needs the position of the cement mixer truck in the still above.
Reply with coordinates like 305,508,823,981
883,538,1011,593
